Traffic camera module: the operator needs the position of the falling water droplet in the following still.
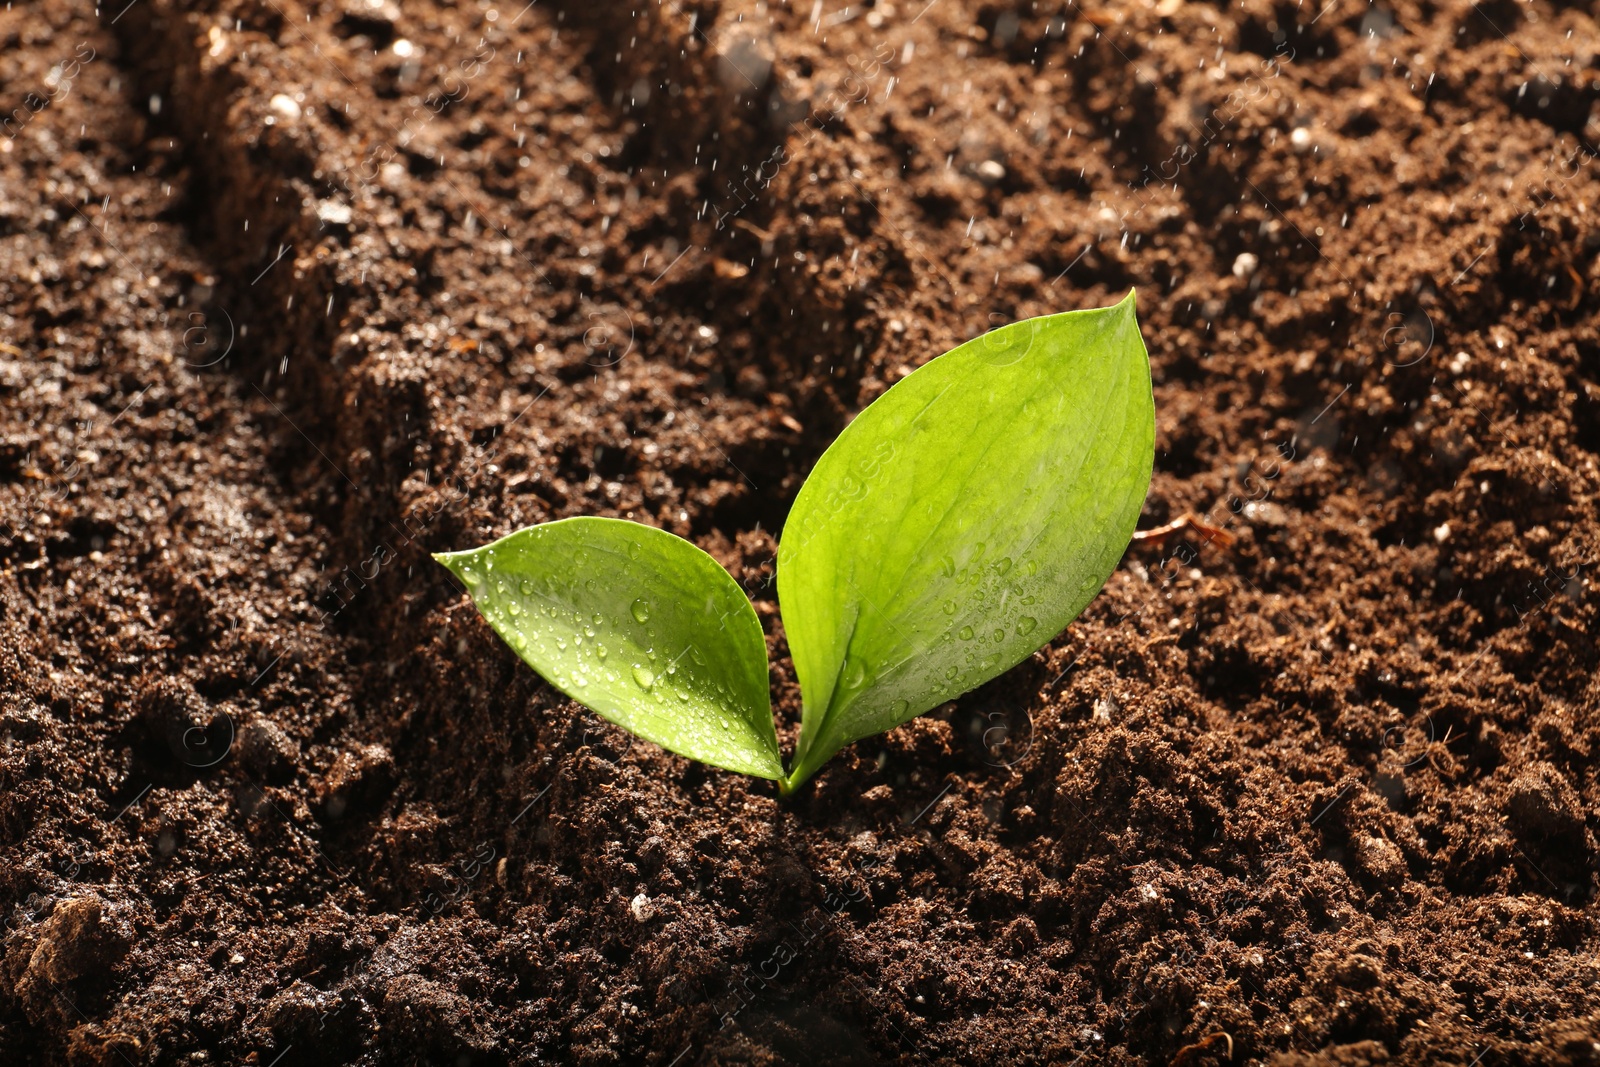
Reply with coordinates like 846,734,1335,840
632,666,655,690
1017,616,1038,635
631,599,650,623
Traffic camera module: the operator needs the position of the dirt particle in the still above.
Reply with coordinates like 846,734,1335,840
1351,835,1407,888
14,897,132,1022
317,743,396,821
1506,762,1588,847
238,717,300,782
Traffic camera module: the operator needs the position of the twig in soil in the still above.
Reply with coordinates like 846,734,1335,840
1130,513,1236,550
1169,1030,1233,1066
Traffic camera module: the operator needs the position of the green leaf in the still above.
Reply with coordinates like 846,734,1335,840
777,291,1154,790
434,517,782,780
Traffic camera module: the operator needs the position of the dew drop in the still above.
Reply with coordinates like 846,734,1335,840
890,698,909,716
518,579,535,596
942,600,957,615
690,647,707,666
628,541,641,560
632,666,655,690
507,601,522,617
939,555,955,578
677,689,690,702
1026,560,1038,576
994,557,1012,575
993,628,1005,642
596,644,609,660
573,674,588,687
958,626,974,641
1017,616,1038,636
631,599,651,623
945,665,960,680
841,658,866,689
461,569,482,587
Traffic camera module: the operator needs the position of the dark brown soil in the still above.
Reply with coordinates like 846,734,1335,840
3,0,1599,1063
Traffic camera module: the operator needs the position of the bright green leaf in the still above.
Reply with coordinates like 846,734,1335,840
777,291,1154,790
434,517,782,779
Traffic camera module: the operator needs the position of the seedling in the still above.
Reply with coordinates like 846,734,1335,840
435,292,1154,793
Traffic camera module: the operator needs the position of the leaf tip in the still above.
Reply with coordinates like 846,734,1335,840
432,550,473,583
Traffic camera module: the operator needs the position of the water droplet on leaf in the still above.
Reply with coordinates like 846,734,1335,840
631,599,650,623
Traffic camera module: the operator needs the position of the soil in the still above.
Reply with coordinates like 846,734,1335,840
2,0,1599,1063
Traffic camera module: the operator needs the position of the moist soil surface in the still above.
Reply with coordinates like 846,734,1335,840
3,0,1600,1063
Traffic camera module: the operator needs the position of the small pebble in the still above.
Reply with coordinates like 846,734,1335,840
1232,252,1259,279
630,893,656,922
268,94,301,122
975,159,1006,185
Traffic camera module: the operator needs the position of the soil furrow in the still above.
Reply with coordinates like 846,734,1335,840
4,0,1600,1062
